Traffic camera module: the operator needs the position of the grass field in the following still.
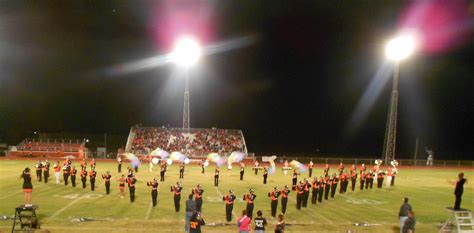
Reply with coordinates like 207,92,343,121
0,159,472,233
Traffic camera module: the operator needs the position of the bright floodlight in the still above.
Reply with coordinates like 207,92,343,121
171,37,201,66
385,34,416,61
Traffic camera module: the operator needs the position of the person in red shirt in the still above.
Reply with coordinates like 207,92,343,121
237,209,251,233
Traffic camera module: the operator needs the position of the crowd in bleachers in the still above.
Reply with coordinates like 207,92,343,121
16,139,83,153
129,126,246,156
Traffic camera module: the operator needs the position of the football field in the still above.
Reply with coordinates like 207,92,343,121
0,159,472,233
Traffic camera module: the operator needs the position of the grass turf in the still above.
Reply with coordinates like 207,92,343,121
0,160,472,232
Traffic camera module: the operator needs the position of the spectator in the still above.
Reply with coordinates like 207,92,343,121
189,211,205,233
402,211,416,233
275,214,285,233
254,210,267,233
185,194,196,233
449,172,467,210
237,209,251,233
398,197,412,233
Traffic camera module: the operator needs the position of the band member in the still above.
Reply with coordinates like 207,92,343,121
54,161,61,184
80,158,87,170
283,160,289,175
189,211,206,233
90,158,96,170
268,187,280,217
342,170,349,193
337,162,344,175
80,168,87,189
21,167,33,206
223,190,236,222
308,160,314,178
70,166,77,187
302,179,311,207
160,163,166,182
35,160,43,182
127,166,134,179
102,171,112,194
62,162,70,186
291,170,298,191
311,177,319,204
360,172,366,191
263,166,268,184
214,167,220,186
280,185,290,214
127,174,137,202
324,164,330,176
193,184,204,212
119,174,126,199
317,176,324,203
350,167,358,191
171,182,183,212
330,173,338,198
254,160,260,175
239,163,245,181
147,178,159,207
324,175,331,200
243,189,256,218
367,171,374,189
377,171,384,188
179,163,185,179
148,155,154,172
359,163,367,175
43,160,50,183
89,168,97,191
296,181,304,210
200,159,205,174
339,171,346,194
117,156,122,173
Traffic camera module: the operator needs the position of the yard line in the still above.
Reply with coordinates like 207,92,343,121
145,202,153,220
204,173,236,219
287,196,334,224
50,192,89,218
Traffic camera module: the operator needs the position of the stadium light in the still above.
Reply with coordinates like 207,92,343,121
385,34,416,61
171,37,201,67
382,33,418,165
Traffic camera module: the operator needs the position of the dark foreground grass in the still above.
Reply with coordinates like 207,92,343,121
0,159,472,232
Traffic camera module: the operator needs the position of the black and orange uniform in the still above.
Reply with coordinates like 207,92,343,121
243,192,256,218
239,166,245,180
308,162,314,178
90,160,96,170
127,168,134,179
70,167,77,187
296,183,304,210
330,174,338,198
43,161,50,183
280,187,290,214
263,167,268,184
63,164,70,186
102,173,112,194
222,192,236,222
367,172,374,189
291,171,298,191
189,214,205,233
119,175,126,194
350,170,357,191
377,171,384,188
337,163,344,176
342,171,349,193
324,164,330,176
339,173,346,194
200,160,205,174
359,164,367,175
254,161,259,175
80,169,87,189
22,171,33,192
179,164,185,179
160,165,166,182
268,189,280,217
171,183,182,212
359,172,366,190
193,186,204,212
80,159,87,170
147,179,159,207
214,168,220,186
35,161,43,182
311,179,319,204
317,177,324,203
89,169,97,191
324,176,331,200
127,176,137,202
302,180,311,207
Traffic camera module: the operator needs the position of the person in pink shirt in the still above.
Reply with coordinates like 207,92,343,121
237,209,251,233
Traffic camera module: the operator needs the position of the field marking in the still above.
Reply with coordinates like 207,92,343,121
50,192,90,218
287,196,334,224
145,202,153,220
203,173,236,219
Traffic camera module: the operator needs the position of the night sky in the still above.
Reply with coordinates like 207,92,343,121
0,1,472,159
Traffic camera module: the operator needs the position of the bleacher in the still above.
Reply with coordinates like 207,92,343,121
7,138,86,159
126,126,248,157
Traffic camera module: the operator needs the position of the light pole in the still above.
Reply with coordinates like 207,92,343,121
171,37,201,129
382,34,416,165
